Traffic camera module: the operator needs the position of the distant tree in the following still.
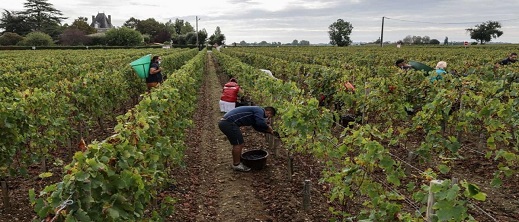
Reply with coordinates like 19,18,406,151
466,21,503,44
142,34,150,44
291,39,299,45
328,19,353,47
18,31,53,46
373,37,381,44
172,19,184,35
175,34,187,45
197,29,207,46
444,36,448,45
183,32,196,45
60,27,90,45
402,35,412,44
105,27,143,46
429,39,440,45
135,18,164,38
180,21,194,34
208,26,225,46
70,17,96,34
0,10,32,36
21,0,66,33
0,32,24,45
239,40,246,46
412,36,422,44
86,33,106,45
181,28,208,47
300,40,310,45
421,36,430,44
153,30,171,43
123,17,140,29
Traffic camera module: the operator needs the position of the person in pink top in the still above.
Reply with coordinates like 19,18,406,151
219,78,244,113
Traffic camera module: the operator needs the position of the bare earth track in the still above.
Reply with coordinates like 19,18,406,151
167,52,335,222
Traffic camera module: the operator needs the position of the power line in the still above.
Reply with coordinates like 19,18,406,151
385,16,519,25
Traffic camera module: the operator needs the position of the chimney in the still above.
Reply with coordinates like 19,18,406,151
108,15,111,27
92,15,95,24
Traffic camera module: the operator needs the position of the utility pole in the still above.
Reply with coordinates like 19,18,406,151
196,16,200,50
380,16,385,47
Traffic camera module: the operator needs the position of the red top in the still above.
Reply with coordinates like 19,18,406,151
220,82,240,102
343,81,355,92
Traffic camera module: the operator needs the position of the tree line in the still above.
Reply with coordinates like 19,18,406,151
0,0,226,47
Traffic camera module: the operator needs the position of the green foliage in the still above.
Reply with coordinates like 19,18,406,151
142,34,151,44
429,39,440,45
105,27,143,46
60,27,91,46
135,18,164,37
70,17,97,34
123,17,140,29
208,26,225,46
18,31,54,46
169,18,194,35
28,49,203,221
215,46,519,221
153,30,172,43
466,20,503,44
0,32,24,45
328,19,353,47
0,10,32,36
21,0,66,33
87,33,107,45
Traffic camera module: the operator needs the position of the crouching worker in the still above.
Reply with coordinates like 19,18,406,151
219,78,243,113
218,106,277,172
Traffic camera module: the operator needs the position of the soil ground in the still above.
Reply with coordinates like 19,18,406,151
167,52,335,221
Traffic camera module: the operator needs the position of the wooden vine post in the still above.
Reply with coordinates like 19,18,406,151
1,179,9,211
273,137,281,157
268,118,275,152
266,117,282,157
362,82,368,125
426,180,443,222
287,154,294,181
303,179,311,211
405,151,417,175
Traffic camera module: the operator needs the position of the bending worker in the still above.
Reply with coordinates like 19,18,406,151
218,106,277,172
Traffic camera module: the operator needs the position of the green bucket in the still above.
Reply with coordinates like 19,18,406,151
130,54,151,79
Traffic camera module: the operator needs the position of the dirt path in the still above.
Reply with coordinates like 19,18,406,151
169,52,268,221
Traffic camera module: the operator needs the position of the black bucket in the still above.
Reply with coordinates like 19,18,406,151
340,114,356,128
241,149,268,170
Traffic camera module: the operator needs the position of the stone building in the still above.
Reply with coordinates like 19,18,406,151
90,12,114,33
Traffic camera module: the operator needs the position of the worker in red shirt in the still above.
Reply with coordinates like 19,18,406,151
219,78,244,113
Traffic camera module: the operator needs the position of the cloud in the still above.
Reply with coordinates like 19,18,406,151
1,0,518,44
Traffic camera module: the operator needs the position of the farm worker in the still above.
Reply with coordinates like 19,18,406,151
260,69,277,79
430,61,447,83
343,81,355,92
218,106,277,172
213,43,221,51
146,55,163,90
494,52,517,68
395,59,414,71
219,78,243,113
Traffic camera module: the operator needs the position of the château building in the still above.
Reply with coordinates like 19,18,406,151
90,12,114,33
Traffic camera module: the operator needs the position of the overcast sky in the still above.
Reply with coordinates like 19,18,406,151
2,0,519,44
